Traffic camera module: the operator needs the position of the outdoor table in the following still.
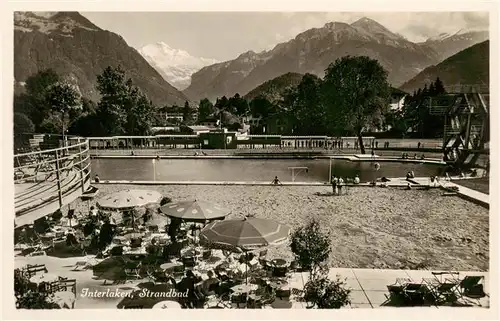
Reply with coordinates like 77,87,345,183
231,283,258,294
269,258,288,267
152,300,182,309
123,247,148,255
29,273,59,285
160,262,183,271
268,279,289,289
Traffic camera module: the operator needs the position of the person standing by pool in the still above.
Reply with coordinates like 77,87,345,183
94,174,100,183
338,177,345,195
331,176,338,195
354,175,360,184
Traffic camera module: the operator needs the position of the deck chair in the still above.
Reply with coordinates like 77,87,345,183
457,276,487,306
72,260,90,271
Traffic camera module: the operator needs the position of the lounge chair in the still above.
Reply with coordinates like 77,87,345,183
72,260,89,271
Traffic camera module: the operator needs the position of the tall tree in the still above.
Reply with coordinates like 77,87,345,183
13,113,35,135
182,101,194,124
228,93,249,116
249,96,275,119
96,65,129,135
288,73,324,135
14,69,60,129
127,94,156,135
322,56,391,154
44,82,82,144
434,77,446,95
197,98,215,121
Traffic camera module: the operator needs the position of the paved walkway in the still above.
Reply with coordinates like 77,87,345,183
287,268,489,309
14,254,489,309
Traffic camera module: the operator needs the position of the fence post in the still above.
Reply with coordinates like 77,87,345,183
54,149,63,208
78,142,86,193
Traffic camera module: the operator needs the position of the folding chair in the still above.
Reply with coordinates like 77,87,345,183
421,272,461,305
401,282,429,306
457,275,487,306
124,262,143,282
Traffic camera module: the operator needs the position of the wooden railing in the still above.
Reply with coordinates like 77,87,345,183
14,138,91,226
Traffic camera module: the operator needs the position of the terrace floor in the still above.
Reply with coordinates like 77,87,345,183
14,254,489,309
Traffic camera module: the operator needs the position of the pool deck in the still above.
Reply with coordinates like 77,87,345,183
14,254,490,309
95,176,488,208
410,177,489,208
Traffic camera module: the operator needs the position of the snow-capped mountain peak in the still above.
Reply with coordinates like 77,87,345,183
427,32,452,42
139,42,219,90
426,27,488,42
455,27,488,35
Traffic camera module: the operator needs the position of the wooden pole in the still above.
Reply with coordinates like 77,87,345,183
54,149,63,208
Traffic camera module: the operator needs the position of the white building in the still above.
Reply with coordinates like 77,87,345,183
390,88,408,111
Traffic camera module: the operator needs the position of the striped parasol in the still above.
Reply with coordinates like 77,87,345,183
159,200,230,221
199,217,290,251
97,189,162,210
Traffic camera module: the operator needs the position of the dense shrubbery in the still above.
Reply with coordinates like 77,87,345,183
14,269,60,309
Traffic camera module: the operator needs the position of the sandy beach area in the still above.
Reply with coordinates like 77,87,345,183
70,184,489,272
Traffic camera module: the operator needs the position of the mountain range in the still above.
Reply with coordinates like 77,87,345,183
184,17,488,102
419,28,489,62
14,12,488,108
139,42,219,90
400,40,489,93
14,11,190,107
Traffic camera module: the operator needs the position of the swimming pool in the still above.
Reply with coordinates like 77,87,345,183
91,158,444,183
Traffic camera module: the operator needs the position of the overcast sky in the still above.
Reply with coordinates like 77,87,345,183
81,12,489,61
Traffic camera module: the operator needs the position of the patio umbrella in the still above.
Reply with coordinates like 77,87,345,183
160,200,230,221
199,217,291,250
97,189,162,210
200,217,291,289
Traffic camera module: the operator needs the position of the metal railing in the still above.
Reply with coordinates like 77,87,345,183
14,137,91,222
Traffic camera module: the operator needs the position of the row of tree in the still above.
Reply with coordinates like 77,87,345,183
195,56,393,153
14,66,163,139
385,77,447,138
14,57,449,153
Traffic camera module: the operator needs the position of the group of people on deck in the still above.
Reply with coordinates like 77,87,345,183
330,175,359,195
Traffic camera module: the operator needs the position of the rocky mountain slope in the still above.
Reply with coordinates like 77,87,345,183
399,40,489,93
14,11,190,106
139,42,219,91
184,17,441,102
243,72,304,102
420,28,489,62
